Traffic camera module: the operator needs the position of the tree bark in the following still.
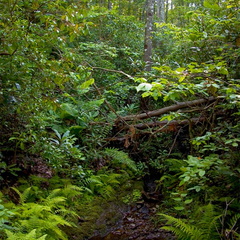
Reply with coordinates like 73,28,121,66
155,0,165,22
119,97,216,121
143,0,154,71
133,117,205,130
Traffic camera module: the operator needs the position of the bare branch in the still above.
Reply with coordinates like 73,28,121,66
120,97,216,121
90,66,134,80
133,117,205,130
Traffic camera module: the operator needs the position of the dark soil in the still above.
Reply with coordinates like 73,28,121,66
88,201,175,240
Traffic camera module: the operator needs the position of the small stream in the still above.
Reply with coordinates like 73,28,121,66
88,202,174,240
88,175,175,240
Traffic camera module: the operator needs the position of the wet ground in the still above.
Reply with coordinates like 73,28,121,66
88,200,175,240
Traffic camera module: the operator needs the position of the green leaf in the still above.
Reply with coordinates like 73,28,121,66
184,199,193,204
198,170,205,177
232,142,238,147
178,75,186,83
173,197,182,201
142,92,151,98
60,103,78,119
80,78,95,89
183,176,190,182
195,186,201,192
203,0,220,10
174,206,185,211
218,67,228,75
175,67,186,73
136,83,152,92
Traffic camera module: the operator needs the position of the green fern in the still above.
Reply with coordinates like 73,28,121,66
159,213,203,240
104,148,137,172
6,187,78,240
5,229,47,240
194,204,222,239
225,213,240,239
60,185,83,199
159,204,222,240
11,187,32,204
86,173,121,198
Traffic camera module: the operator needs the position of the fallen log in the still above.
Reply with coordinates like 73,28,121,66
106,117,205,145
118,97,216,121
133,117,205,130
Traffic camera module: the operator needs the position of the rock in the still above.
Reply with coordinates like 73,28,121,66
126,217,135,222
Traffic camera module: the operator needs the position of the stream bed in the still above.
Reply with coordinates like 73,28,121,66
88,197,175,240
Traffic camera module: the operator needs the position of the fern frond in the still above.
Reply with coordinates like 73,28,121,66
98,185,115,198
11,187,32,204
97,173,121,185
17,203,51,218
46,188,62,199
225,213,240,239
104,148,137,172
228,213,240,230
44,196,67,209
159,213,204,240
5,229,47,240
194,204,221,239
20,215,71,240
87,176,104,192
61,185,82,199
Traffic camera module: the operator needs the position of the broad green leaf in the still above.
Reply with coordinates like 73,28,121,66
60,103,78,119
178,75,186,82
218,67,228,75
136,83,152,92
175,67,185,73
184,199,193,204
198,170,205,177
80,78,95,89
203,0,220,10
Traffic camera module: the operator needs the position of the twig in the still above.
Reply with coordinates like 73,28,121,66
89,65,134,80
168,127,183,156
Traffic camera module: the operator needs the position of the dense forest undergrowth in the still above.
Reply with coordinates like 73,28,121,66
0,0,240,239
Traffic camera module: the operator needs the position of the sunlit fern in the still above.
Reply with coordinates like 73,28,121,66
6,187,79,240
5,229,47,240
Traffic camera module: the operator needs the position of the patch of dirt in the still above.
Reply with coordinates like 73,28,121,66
88,201,175,240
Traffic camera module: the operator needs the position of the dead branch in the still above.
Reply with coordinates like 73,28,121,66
133,117,205,130
0,49,17,56
90,66,134,80
119,97,216,121
0,53,11,56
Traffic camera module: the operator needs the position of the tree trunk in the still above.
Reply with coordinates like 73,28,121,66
165,0,169,22
155,0,165,22
143,0,154,71
108,0,112,9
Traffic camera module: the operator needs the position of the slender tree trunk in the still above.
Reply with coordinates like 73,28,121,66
165,0,169,22
143,0,154,71
155,0,165,22
118,0,123,15
159,0,165,22
108,0,112,9
141,0,154,110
